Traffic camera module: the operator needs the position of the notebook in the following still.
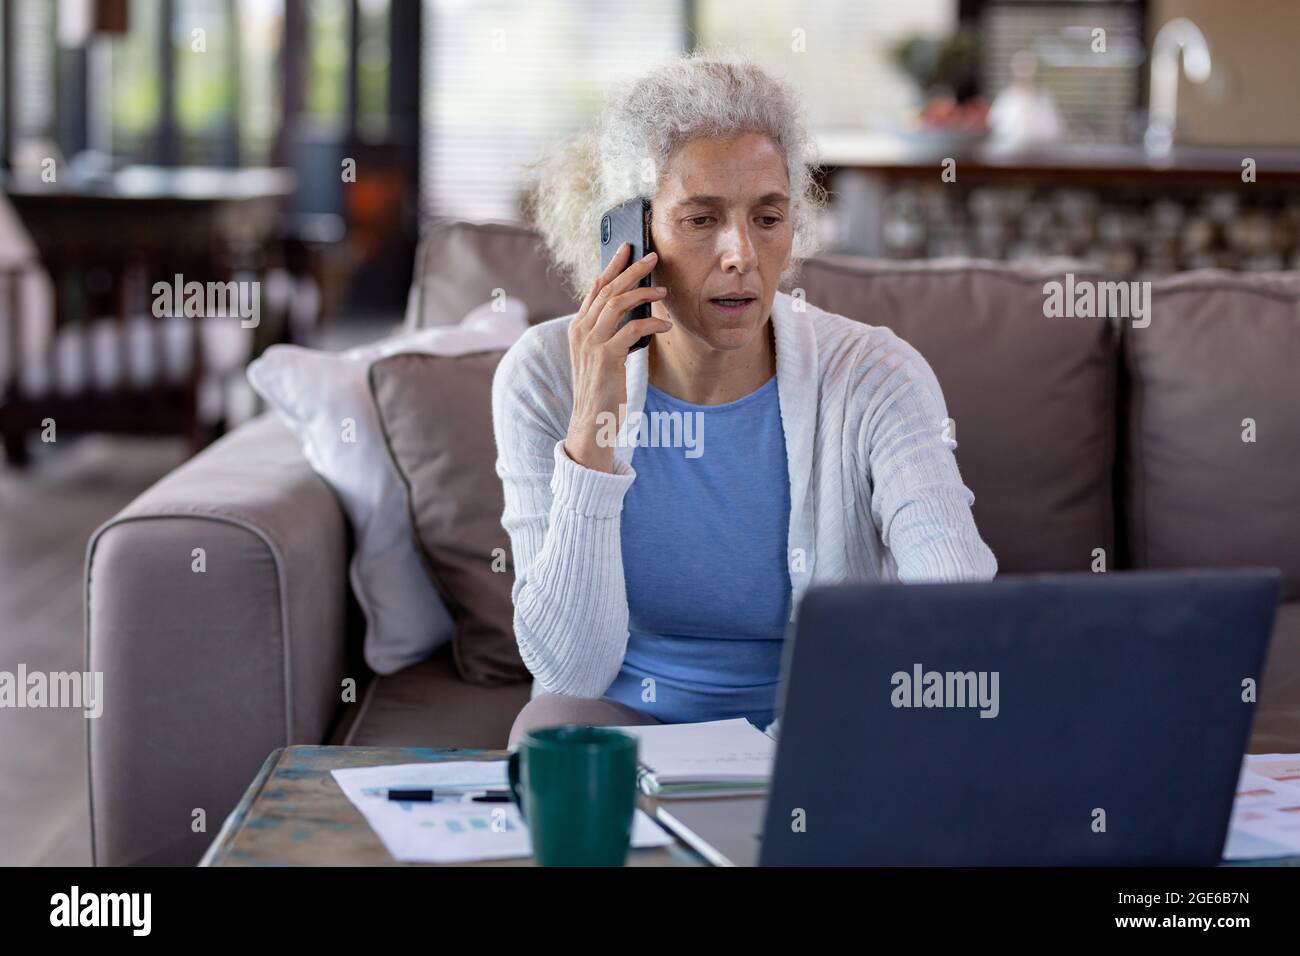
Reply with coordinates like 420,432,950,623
612,717,777,798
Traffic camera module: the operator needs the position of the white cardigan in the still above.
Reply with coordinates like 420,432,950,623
491,290,998,699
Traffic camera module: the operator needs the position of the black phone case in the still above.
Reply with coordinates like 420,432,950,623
599,197,654,351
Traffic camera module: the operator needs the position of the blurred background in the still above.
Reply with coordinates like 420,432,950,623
1,0,1298,864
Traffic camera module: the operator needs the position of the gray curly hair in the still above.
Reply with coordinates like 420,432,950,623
521,50,828,299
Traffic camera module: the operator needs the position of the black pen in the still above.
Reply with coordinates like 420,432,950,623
382,789,510,803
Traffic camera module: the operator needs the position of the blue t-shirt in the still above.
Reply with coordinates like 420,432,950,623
605,375,792,727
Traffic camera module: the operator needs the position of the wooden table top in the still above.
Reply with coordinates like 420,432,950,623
202,745,1300,867
5,172,292,265
199,745,708,867
4,165,296,202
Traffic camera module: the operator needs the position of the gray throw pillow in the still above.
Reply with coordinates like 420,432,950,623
1123,272,1300,598
797,257,1118,574
368,350,528,685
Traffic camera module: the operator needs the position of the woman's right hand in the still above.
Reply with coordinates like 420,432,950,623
563,242,671,473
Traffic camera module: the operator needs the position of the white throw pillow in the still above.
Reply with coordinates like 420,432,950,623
247,299,530,674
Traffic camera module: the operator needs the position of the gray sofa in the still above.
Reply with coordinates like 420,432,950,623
85,219,1300,865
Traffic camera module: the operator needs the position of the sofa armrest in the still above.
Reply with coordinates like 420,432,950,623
86,413,349,865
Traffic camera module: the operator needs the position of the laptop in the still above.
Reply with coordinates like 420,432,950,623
655,570,1281,866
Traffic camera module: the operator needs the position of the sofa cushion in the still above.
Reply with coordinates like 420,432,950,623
796,257,1117,574
331,644,532,749
247,300,528,675
406,218,580,330
369,349,529,686
1251,601,1300,754
1122,270,1300,599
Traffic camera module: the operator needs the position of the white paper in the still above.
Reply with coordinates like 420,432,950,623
1222,760,1300,861
613,717,776,784
333,760,511,798
331,761,672,864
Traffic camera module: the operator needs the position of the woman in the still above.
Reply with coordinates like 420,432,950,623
495,53,997,747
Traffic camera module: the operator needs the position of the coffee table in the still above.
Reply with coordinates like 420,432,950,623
199,745,709,866
202,745,1300,867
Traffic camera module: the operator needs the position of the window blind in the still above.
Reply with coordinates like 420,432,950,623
981,1,1144,143
12,0,57,142
694,0,956,131
421,0,688,222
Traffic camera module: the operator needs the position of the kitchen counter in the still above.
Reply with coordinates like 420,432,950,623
814,131,1300,183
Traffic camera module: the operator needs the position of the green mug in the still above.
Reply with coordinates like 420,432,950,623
507,725,639,866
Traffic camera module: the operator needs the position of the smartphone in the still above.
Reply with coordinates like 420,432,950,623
599,196,654,352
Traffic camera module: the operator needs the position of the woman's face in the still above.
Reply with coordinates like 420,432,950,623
649,132,793,352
